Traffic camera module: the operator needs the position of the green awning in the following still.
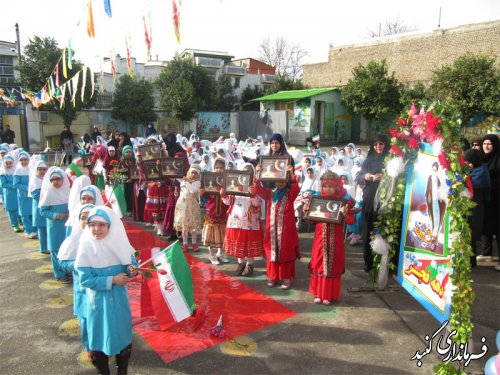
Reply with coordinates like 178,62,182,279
250,88,337,102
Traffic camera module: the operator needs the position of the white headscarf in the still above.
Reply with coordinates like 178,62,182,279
58,204,95,261
67,175,92,215
14,151,30,176
0,154,16,176
28,160,48,197
67,184,104,227
38,167,71,207
75,206,135,268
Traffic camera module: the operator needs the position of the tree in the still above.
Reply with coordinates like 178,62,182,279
111,75,156,131
240,85,265,111
268,74,304,94
341,59,402,128
19,36,95,127
367,17,418,38
259,36,308,82
213,75,238,111
399,81,430,108
430,53,500,124
155,55,214,121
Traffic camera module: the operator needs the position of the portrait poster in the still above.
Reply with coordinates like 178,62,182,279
138,144,162,162
397,143,453,324
143,161,161,180
200,172,224,194
81,153,93,167
128,163,141,180
304,197,344,224
223,170,253,196
160,158,185,178
259,156,289,182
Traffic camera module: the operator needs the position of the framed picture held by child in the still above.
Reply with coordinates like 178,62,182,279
304,196,345,224
223,170,253,196
160,158,185,178
138,144,162,162
128,163,141,180
81,153,93,167
258,156,290,182
143,161,160,180
200,172,224,194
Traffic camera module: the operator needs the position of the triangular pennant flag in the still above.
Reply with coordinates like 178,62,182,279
68,39,73,70
104,0,112,17
88,67,95,98
81,67,87,102
60,83,67,109
71,71,80,107
62,48,68,78
55,63,60,86
49,76,55,98
87,0,95,39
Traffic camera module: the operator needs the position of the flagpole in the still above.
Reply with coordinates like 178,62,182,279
138,240,179,268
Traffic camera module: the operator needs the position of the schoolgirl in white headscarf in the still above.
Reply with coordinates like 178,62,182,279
14,151,35,237
39,167,72,282
29,160,49,253
75,206,136,373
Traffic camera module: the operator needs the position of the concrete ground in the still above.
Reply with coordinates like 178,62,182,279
0,208,498,375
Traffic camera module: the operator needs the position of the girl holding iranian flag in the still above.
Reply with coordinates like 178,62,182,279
75,206,137,375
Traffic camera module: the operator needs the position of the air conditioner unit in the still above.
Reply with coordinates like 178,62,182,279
40,111,49,123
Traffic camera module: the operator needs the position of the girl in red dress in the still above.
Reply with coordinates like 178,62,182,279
307,171,355,305
200,158,229,265
254,164,300,289
222,163,264,276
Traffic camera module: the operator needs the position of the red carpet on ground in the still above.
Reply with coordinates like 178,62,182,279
124,221,297,363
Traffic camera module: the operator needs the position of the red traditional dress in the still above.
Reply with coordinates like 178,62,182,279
308,172,355,302
145,182,169,224
222,194,264,258
202,193,229,248
161,151,188,235
254,177,300,281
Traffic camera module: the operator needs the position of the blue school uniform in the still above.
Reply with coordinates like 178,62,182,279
77,264,132,355
31,188,48,252
60,259,89,350
0,174,20,227
40,203,68,279
13,174,35,234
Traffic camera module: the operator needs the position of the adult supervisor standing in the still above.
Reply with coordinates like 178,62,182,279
356,134,389,272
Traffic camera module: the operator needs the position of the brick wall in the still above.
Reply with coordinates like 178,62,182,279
304,21,500,88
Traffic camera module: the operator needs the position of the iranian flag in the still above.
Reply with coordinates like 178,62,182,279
312,134,320,143
143,243,194,329
104,183,127,218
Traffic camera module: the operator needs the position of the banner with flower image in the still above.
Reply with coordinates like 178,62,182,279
397,142,453,323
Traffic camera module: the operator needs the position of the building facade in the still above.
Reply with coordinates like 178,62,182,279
303,20,500,88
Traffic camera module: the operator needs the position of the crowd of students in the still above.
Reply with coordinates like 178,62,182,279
0,130,498,373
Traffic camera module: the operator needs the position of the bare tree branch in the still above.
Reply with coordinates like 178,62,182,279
259,36,308,81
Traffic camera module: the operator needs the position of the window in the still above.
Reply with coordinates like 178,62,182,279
234,77,240,89
275,100,294,119
0,55,14,65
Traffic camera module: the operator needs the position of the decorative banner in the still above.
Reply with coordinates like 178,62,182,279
103,0,112,17
143,15,153,59
397,142,453,323
87,0,96,39
172,0,180,44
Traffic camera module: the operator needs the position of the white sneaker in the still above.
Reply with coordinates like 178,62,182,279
217,252,229,263
145,222,153,227
28,232,38,239
209,256,220,265
494,265,500,271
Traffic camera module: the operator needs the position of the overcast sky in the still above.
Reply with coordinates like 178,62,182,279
1,0,499,69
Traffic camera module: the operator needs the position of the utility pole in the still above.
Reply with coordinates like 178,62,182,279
15,23,29,152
